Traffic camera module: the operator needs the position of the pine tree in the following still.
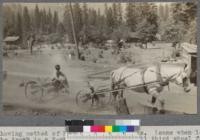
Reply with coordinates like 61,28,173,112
40,9,47,33
170,2,197,43
73,3,83,41
104,3,110,34
39,9,45,33
89,9,97,26
136,3,158,44
117,3,123,25
164,4,169,21
112,3,118,27
159,4,165,20
97,8,101,27
57,22,65,36
34,4,40,32
106,7,114,30
104,3,108,16
16,12,23,42
82,3,89,26
125,3,137,31
53,11,59,32
47,8,53,33
3,6,16,37
63,4,74,42
23,6,31,33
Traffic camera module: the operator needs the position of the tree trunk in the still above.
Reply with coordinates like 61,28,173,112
69,3,80,60
30,45,33,54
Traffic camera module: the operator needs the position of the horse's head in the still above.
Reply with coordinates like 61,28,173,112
169,64,191,92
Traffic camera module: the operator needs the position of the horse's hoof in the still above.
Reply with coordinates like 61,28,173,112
160,100,165,107
159,110,166,114
34,112,40,116
152,107,158,114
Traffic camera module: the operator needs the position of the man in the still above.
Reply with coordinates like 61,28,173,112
27,34,35,54
116,39,124,54
52,64,69,94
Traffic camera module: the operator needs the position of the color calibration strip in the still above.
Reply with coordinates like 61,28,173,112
65,120,140,133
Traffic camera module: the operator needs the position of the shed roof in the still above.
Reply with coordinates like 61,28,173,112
4,36,19,42
129,32,141,39
182,43,197,54
106,40,116,43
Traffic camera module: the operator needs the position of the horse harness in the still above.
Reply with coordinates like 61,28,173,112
141,64,169,94
112,64,169,94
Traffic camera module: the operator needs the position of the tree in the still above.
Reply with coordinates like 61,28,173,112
111,25,130,41
38,8,47,33
125,3,137,31
34,4,40,32
173,2,197,26
53,11,59,32
164,4,170,21
47,8,53,33
82,3,89,26
137,18,157,42
117,3,123,25
162,21,186,43
186,19,196,44
136,3,158,46
57,22,66,36
73,3,83,41
158,4,165,20
88,9,97,26
63,3,83,45
23,6,31,33
104,3,108,17
106,7,114,31
16,12,23,42
3,5,16,37
169,2,197,44
63,5,74,42
79,3,89,44
112,3,118,28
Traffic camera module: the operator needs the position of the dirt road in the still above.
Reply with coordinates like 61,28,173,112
3,46,197,115
3,49,115,115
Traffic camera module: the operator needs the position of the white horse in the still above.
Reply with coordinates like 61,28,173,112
111,63,191,114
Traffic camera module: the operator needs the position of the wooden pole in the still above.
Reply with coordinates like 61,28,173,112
69,3,80,60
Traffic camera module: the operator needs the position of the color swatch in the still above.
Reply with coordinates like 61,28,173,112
65,120,140,133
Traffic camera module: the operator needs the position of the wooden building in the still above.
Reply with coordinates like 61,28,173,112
3,36,20,50
181,43,197,85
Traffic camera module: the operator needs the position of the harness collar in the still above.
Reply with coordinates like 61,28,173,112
142,63,167,94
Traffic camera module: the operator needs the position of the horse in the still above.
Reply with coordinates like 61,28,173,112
110,63,191,114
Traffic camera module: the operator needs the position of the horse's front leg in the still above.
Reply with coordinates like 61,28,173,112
149,89,160,114
151,96,158,114
156,93,165,114
111,83,118,103
150,91,165,114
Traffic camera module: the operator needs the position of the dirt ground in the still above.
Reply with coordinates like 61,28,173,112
2,43,197,115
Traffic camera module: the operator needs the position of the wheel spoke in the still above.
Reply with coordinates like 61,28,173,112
25,81,43,102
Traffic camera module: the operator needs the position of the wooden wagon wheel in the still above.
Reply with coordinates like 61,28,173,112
76,88,93,109
25,81,43,102
76,86,112,110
